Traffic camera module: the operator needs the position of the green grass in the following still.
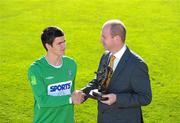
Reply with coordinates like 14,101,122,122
0,0,180,122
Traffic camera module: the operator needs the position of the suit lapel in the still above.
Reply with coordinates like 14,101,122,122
110,47,131,82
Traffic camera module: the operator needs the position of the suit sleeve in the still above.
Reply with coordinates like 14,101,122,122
28,66,72,107
116,61,152,107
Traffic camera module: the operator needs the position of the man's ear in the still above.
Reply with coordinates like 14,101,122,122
114,35,122,42
45,43,52,51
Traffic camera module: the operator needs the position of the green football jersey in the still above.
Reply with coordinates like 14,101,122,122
28,56,77,123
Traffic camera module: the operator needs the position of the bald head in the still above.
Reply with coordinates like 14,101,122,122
103,20,126,42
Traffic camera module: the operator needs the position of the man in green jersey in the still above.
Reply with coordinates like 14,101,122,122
28,26,84,123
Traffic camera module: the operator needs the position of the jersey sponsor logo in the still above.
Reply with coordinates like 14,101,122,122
47,81,72,96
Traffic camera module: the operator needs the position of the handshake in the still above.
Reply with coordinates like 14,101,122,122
71,90,86,104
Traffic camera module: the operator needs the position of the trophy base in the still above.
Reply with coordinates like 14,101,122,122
88,89,108,101
92,91,109,101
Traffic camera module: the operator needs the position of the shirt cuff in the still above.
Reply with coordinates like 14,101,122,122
69,97,72,104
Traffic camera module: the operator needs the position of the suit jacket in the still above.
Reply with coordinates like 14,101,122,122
82,46,152,123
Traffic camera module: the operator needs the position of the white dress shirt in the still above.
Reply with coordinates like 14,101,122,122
110,44,127,71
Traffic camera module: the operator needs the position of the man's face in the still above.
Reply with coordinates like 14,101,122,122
101,25,115,51
47,36,66,56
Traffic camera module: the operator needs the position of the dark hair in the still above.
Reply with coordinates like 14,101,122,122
41,26,64,51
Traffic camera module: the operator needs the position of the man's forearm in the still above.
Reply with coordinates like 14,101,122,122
116,92,152,108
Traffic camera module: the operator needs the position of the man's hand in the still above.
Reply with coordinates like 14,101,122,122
101,93,117,105
71,90,86,104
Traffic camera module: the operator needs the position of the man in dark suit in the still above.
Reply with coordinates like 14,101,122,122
75,19,152,123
